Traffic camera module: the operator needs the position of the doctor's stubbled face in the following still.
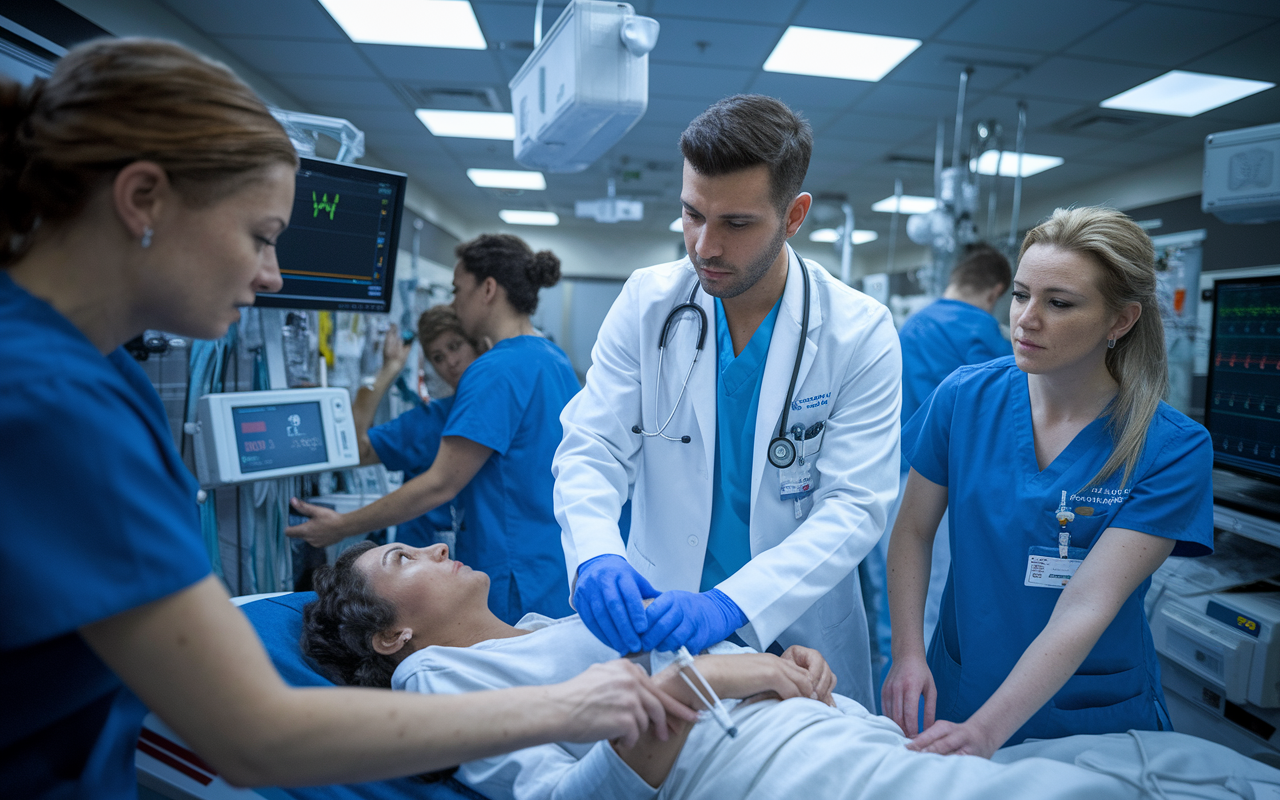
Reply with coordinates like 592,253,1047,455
681,162,789,300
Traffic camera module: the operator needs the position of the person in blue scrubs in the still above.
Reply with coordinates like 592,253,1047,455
865,244,1010,677
0,39,690,800
353,306,481,546
289,234,580,624
882,207,1214,758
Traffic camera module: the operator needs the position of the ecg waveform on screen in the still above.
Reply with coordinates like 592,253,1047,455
1210,281,1280,479
312,191,339,220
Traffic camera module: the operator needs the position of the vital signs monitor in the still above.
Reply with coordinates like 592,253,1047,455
191,388,359,488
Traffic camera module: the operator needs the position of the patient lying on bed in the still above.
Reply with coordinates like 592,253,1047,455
301,541,1279,800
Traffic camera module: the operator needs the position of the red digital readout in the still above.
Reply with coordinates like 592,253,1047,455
240,421,267,433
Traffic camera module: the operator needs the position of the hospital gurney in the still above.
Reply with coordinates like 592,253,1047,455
135,592,490,800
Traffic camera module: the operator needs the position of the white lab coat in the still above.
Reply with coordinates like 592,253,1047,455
554,248,901,706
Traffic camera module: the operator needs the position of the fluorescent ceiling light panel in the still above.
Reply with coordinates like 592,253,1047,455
499,210,559,226
467,169,546,190
669,218,683,232
969,151,1064,177
764,27,920,82
416,110,514,140
318,0,487,49
1100,71,1274,117
809,228,879,244
871,195,936,214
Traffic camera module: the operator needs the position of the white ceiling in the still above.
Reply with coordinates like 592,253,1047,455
154,0,1280,242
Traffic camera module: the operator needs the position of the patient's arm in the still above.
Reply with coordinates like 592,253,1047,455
613,653,818,787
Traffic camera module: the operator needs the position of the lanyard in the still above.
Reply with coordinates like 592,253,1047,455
1054,490,1075,558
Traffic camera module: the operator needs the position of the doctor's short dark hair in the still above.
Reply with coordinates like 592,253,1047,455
455,233,561,315
300,541,399,688
679,94,812,215
948,243,1012,293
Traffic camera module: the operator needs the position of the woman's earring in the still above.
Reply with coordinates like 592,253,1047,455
140,227,154,249
1107,337,1116,349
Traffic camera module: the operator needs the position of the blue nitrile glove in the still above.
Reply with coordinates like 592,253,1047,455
574,554,659,654
640,588,747,654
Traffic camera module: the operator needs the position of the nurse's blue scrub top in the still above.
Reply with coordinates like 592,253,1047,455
442,336,579,624
904,357,1213,744
0,273,210,799
367,396,458,545
700,297,781,592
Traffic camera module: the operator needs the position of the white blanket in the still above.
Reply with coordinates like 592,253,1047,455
391,615,1280,800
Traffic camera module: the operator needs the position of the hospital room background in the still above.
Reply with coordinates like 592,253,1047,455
3,0,1280,797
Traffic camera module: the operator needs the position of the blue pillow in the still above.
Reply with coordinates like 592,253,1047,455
239,593,489,800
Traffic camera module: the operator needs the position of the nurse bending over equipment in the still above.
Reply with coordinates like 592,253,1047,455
298,540,1276,800
883,207,1214,757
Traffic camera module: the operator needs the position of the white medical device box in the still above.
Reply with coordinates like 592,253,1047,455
1203,122,1280,224
509,1,658,173
191,388,359,489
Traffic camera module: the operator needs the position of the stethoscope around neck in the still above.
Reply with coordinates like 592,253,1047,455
631,252,811,469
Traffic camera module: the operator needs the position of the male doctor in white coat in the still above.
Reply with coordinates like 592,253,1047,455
553,95,901,707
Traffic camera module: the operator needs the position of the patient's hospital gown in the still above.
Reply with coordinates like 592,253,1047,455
392,616,1280,800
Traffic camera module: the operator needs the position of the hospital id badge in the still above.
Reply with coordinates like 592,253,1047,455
779,459,814,501
1025,542,1088,588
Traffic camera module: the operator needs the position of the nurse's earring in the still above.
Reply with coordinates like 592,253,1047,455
140,227,154,249
1107,337,1116,349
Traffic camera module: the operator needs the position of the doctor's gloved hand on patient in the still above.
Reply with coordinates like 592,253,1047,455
574,555,660,654
641,589,747,655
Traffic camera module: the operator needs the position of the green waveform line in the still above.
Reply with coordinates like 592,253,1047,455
1219,305,1280,318
312,191,339,220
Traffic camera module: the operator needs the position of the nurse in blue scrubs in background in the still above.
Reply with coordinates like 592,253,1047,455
289,234,580,623
882,207,1214,757
351,305,482,546
0,38,688,800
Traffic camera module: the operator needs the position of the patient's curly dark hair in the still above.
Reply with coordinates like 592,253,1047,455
300,541,400,688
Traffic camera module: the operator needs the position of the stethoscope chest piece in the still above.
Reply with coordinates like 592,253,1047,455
768,436,796,469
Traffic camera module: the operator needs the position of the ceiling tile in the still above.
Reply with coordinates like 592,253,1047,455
158,0,347,39
643,96,722,126
649,0,800,24
1193,88,1280,127
216,37,377,79
327,108,429,136
649,63,754,100
1000,57,1163,103
790,0,970,40
937,0,1132,52
1134,116,1251,148
961,95,1087,132
854,83,984,119
359,44,505,83
823,113,934,144
884,43,1045,92
746,72,873,113
273,76,407,108
647,17,782,69
1181,21,1280,83
1067,5,1271,67
472,2,565,46
1151,0,1280,17
1072,139,1186,166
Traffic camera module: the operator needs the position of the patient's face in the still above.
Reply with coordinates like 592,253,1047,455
356,543,488,633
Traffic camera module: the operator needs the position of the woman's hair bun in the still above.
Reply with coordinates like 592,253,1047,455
527,250,561,288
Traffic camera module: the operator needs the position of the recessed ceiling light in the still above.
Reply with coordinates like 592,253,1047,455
499,210,559,226
318,0,486,49
871,195,936,214
467,169,546,190
1100,70,1274,117
764,27,920,82
809,228,879,244
969,151,1064,177
416,110,514,140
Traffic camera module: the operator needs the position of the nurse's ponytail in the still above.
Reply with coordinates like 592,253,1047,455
0,37,296,267
1020,207,1164,490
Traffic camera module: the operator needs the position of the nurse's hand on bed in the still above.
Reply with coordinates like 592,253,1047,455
881,652,937,738
574,555,659,655
285,497,347,548
905,718,1000,759
780,645,837,706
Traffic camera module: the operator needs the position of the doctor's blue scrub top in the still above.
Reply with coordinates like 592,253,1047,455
0,272,210,799
898,298,1008,470
701,297,782,591
367,396,458,546
904,357,1213,744
443,335,579,623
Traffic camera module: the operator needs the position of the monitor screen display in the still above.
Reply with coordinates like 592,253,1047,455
256,157,407,313
1205,274,1280,483
233,401,329,474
